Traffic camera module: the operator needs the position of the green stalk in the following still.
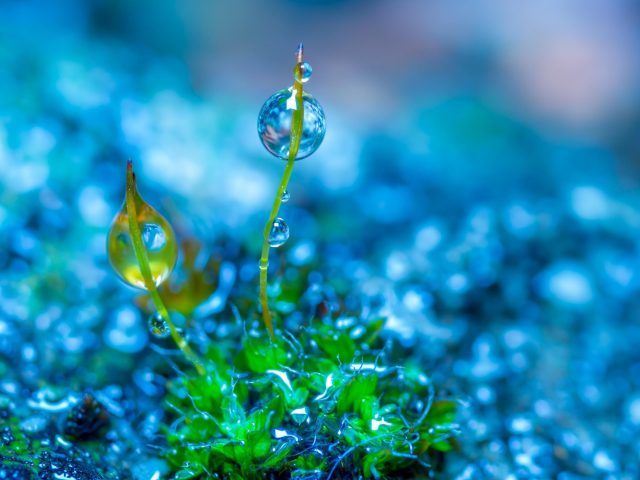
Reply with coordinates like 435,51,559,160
259,47,306,338
125,162,205,375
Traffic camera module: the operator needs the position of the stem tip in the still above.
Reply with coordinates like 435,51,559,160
296,43,304,63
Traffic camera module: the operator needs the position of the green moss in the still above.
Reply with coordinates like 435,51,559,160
162,317,457,479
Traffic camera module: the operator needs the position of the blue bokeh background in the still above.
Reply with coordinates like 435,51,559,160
1,0,640,477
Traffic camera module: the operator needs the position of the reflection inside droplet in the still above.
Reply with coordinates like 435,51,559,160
142,223,167,251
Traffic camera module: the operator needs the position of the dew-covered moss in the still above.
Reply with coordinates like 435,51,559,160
163,317,457,479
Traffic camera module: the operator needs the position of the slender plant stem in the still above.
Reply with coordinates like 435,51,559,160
125,162,205,375
259,48,306,338
259,155,296,337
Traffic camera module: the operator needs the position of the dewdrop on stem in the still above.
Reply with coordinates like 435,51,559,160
269,217,290,247
107,162,178,289
257,47,326,161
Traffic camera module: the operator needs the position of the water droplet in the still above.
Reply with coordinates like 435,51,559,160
267,369,293,391
107,164,178,289
371,417,392,431
148,313,170,338
293,62,312,83
257,89,326,161
290,406,310,425
593,450,617,472
103,306,148,354
20,416,47,433
627,395,640,425
27,388,73,412
273,428,301,442
314,373,334,401
350,325,366,339
281,189,290,203
55,434,73,449
268,218,289,248
508,415,533,434
336,317,356,330
537,261,593,308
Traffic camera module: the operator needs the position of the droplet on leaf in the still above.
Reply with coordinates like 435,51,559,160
281,189,290,203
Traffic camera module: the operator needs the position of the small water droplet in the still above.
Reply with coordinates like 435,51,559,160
350,325,366,339
20,416,48,433
294,62,312,83
267,369,293,391
257,89,326,161
148,313,170,338
269,218,290,248
273,428,301,442
371,417,392,431
104,307,148,353
281,189,290,203
290,406,310,425
27,388,72,412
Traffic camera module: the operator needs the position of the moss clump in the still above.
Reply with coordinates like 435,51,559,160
163,317,457,479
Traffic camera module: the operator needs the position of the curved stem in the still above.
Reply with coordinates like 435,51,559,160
259,156,296,337
126,162,205,375
259,46,306,338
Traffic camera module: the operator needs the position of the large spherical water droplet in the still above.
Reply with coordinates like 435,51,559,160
294,62,312,83
257,89,326,161
269,217,290,248
148,312,170,338
281,189,290,203
107,200,178,289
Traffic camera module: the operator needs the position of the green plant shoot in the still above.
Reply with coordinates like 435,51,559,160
259,44,315,337
107,161,204,375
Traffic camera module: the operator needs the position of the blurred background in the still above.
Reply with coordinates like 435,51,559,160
2,0,639,225
1,0,640,478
